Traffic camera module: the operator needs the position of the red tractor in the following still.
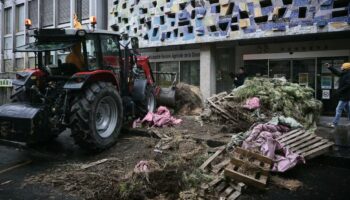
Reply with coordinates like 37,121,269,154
0,28,161,151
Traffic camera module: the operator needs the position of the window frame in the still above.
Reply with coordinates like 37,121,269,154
15,4,25,33
4,7,13,35
99,34,122,69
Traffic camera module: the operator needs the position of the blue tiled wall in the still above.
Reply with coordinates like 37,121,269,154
110,0,350,47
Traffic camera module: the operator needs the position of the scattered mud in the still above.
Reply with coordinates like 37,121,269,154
23,125,211,200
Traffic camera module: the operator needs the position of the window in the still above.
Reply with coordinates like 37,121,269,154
28,57,37,68
100,35,120,68
42,0,53,27
4,59,13,72
29,0,38,28
156,62,179,87
58,0,70,24
84,37,99,70
15,58,25,71
16,4,25,32
76,0,90,20
15,35,25,47
244,60,269,77
4,8,12,35
180,61,200,86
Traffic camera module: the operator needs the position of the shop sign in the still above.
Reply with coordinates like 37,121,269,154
142,50,200,62
0,79,12,87
322,90,330,100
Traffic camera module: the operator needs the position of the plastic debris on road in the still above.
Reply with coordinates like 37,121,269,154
241,123,305,172
133,106,182,128
242,97,260,110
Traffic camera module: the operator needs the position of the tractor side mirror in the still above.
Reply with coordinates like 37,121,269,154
131,37,139,49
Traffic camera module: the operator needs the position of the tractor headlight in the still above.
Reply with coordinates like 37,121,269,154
77,30,86,37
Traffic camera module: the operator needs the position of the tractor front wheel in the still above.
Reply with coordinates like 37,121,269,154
70,82,123,151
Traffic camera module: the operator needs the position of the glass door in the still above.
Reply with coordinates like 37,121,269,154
269,60,292,81
292,59,316,90
216,48,234,93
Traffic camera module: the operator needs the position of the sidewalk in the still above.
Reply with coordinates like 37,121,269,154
316,116,350,166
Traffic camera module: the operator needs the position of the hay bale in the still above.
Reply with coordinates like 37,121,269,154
175,83,203,115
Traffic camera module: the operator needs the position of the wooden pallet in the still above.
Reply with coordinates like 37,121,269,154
207,92,237,123
200,176,246,200
199,147,246,199
224,148,272,189
232,147,273,172
277,129,334,160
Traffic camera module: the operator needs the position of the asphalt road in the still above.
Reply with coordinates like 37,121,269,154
0,130,86,200
0,129,350,200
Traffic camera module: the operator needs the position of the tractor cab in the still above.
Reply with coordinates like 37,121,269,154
15,28,124,77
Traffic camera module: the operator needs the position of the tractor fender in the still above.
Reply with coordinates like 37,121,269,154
63,70,119,90
12,69,46,87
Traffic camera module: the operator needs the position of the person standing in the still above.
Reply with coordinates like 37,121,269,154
231,67,247,88
327,62,350,127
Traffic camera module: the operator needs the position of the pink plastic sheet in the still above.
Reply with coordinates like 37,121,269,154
242,123,305,172
133,106,182,128
242,97,260,110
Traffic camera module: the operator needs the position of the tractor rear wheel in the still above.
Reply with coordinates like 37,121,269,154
70,82,123,151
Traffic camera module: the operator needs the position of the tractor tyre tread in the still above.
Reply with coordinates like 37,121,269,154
70,82,123,152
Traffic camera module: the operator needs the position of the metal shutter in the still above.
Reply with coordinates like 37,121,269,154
58,0,70,24
42,0,53,27
29,0,38,28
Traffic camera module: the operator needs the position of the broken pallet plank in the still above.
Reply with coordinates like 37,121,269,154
200,147,225,171
292,137,324,152
303,142,334,159
227,191,241,200
225,166,267,189
235,147,273,165
212,159,231,174
277,128,302,140
279,130,307,143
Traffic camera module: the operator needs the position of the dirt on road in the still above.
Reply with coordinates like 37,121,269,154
22,116,226,200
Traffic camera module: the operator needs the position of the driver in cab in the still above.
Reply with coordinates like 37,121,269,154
66,14,85,71
65,43,84,71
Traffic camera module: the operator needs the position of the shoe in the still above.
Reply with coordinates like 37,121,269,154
327,123,335,128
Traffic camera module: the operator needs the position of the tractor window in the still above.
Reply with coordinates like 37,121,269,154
84,38,98,70
100,35,120,69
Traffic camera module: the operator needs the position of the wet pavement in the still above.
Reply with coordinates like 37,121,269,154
0,130,84,200
0,126,350,200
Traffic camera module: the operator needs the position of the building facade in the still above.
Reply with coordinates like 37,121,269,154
0,0,108,74
110,0,350,114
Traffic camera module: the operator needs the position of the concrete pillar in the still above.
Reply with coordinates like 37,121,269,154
24,0,29,68
38,0,42,28
70,0,77,28
200,44,216,100
0,2,4,73
11,1,16,72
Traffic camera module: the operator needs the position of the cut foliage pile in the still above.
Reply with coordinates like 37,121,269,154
203,78,322,130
